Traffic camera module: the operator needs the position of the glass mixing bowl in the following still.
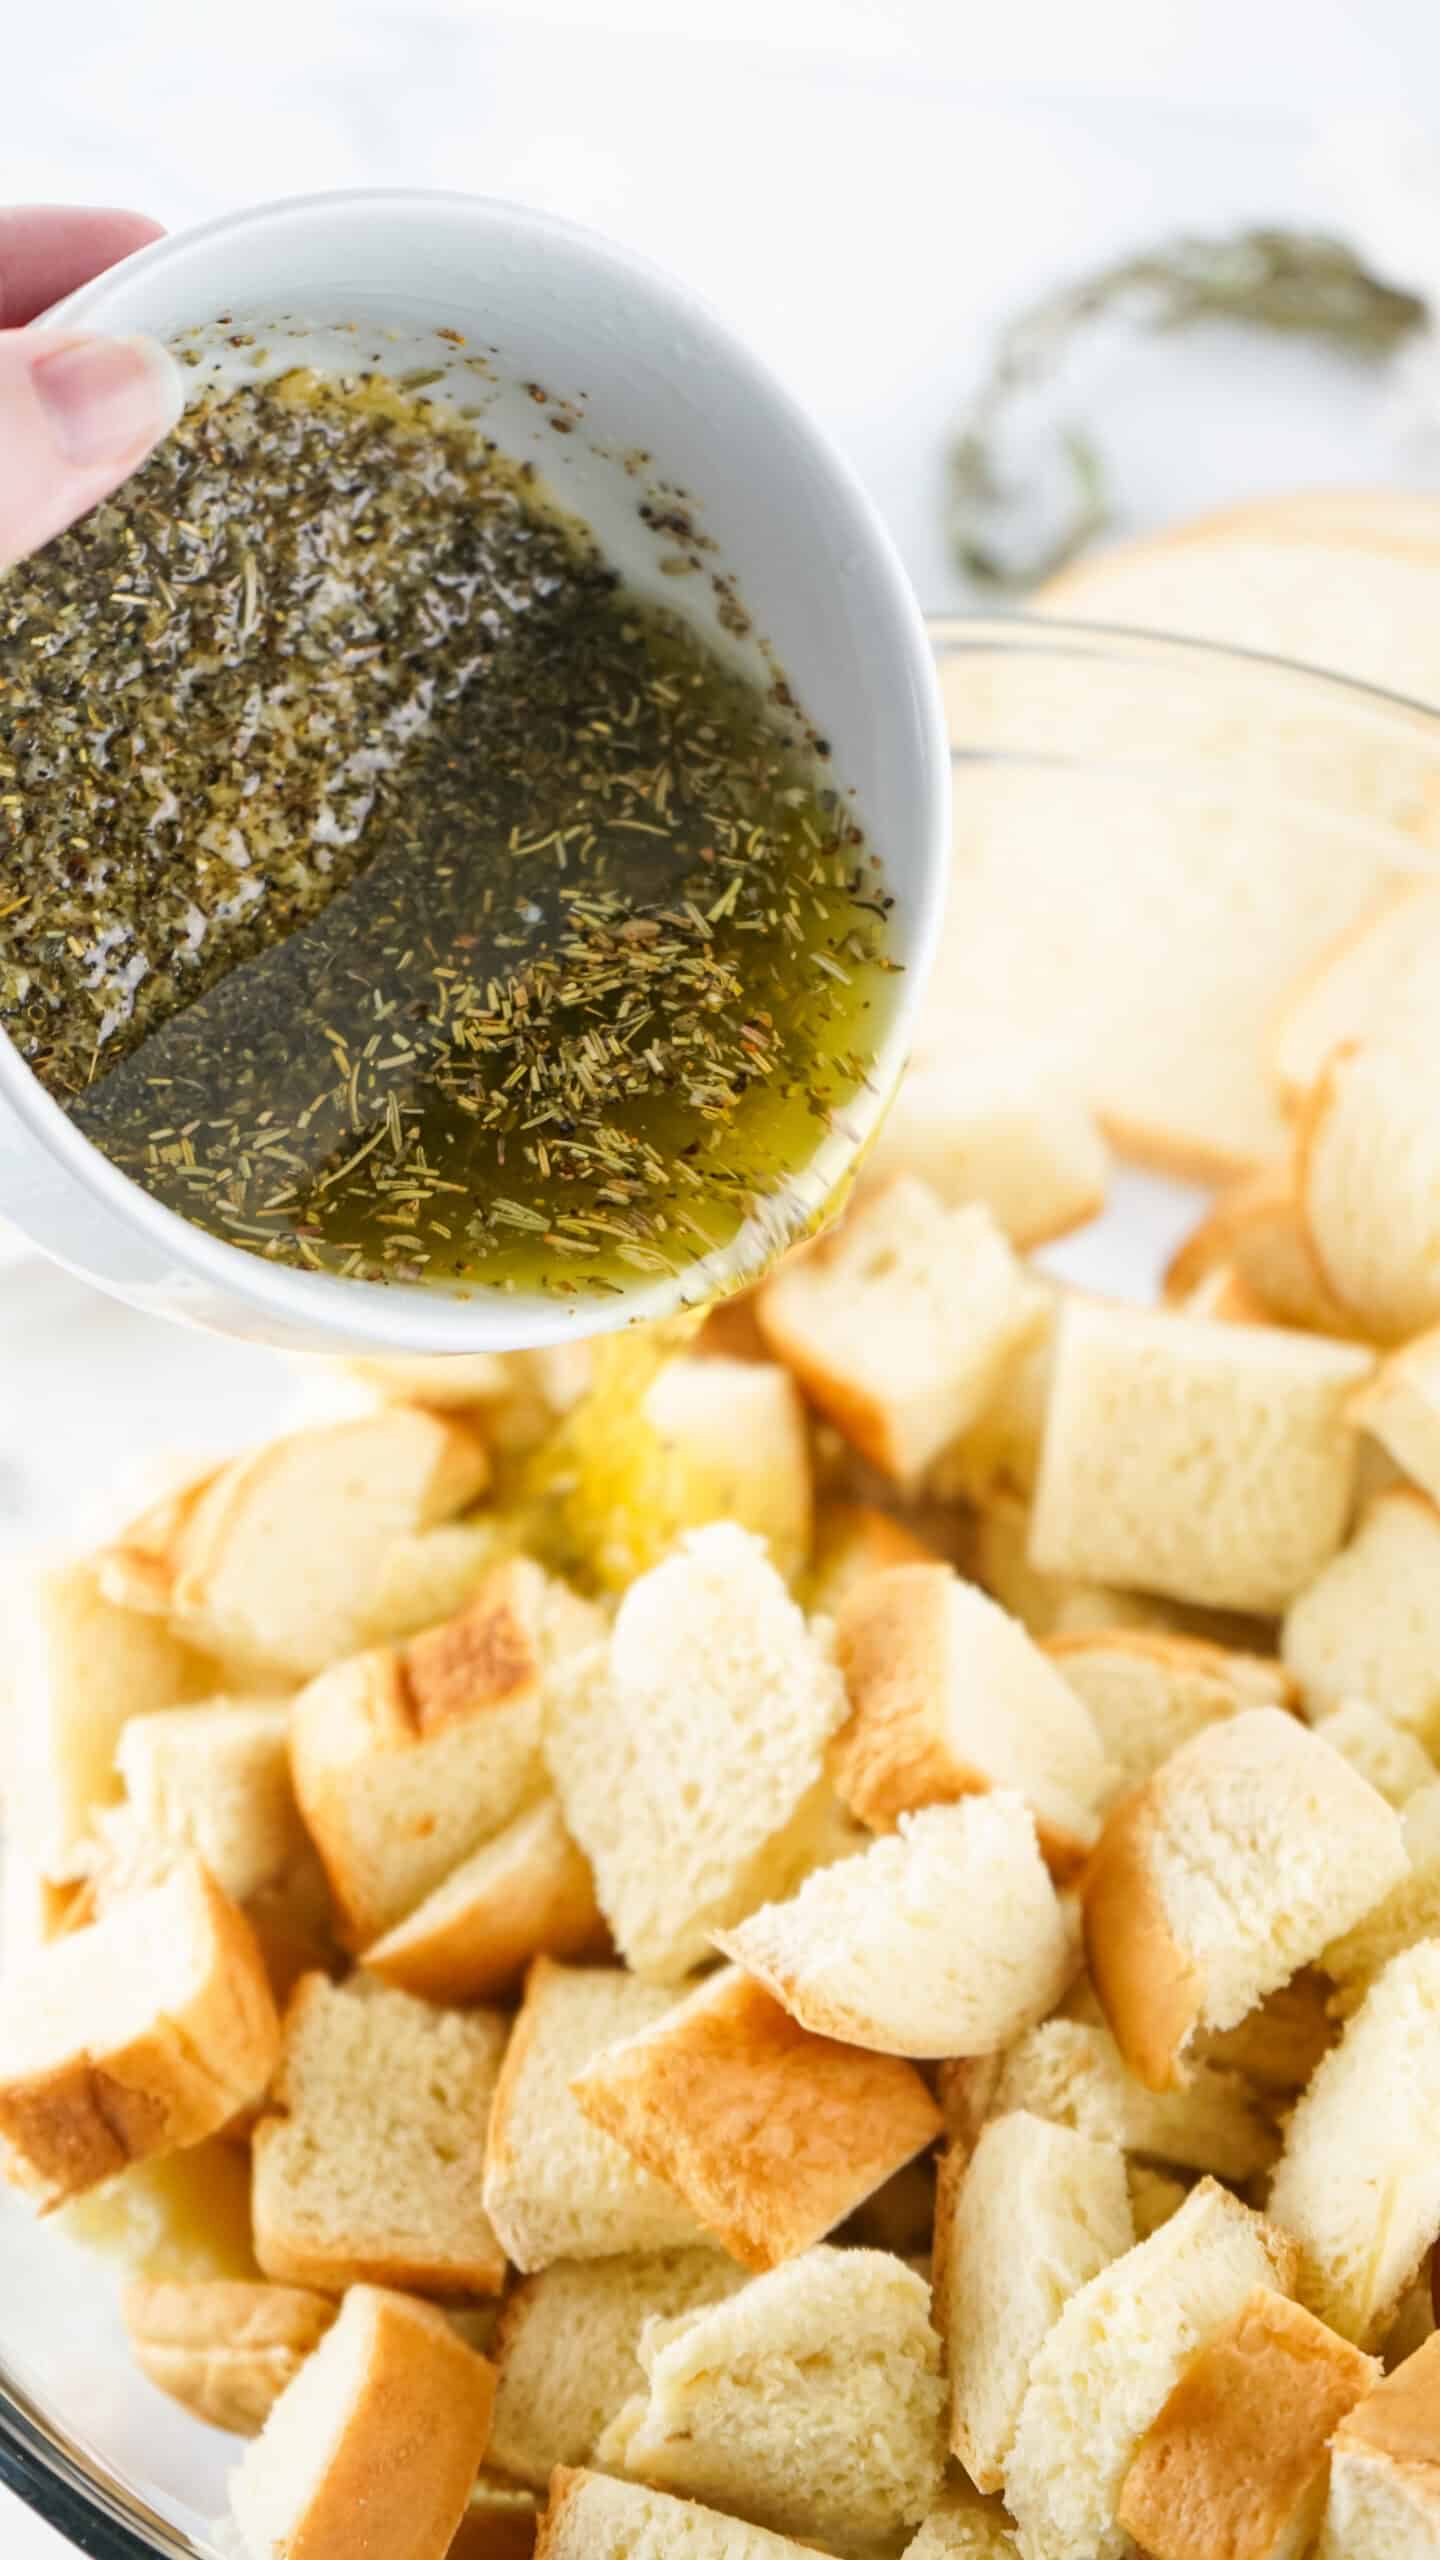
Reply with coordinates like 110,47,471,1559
3,615,1440,2559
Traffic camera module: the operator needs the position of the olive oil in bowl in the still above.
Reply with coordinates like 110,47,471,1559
0,371,900,1307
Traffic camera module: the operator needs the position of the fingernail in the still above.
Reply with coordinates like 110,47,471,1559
30,333,185,468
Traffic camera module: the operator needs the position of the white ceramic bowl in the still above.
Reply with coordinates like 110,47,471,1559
0,187,947,1354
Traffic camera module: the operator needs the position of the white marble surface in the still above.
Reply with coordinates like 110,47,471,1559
3,2,1440,2549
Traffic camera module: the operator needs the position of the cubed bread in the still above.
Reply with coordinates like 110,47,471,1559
604,2245,945,2547
1162,1165,1355,1336
108,1701,305,1906
357,1519,502,1648
1313,1702,1437,1808
252,1974,509,2295
1002,2180,1298,2560
542,1525,848,1982
56,2137,261,2283
903,2484,1023,2555
1317,2331,1440,2560
1283,1489,1440,1743
1272,877,1440,1109
569,1966,942,2272
1325,1780,1440,2004
362,1797,606,2003
1351,1327,1440,1508
0,1858,279,2206
716,1795,1073,2057
806,1502,941,1618
1045,1630,1296,1794
292,1557,599,1945
1115,2287,1378,2560
947,2016,1278,2182
929,1295,1058,1507
1029,1300,1374,1613
1299,1032,1440,1343
169,1411,492,1680
488,2250,746,2489
861,1045,1107,1247
831,1564,1108,1873
935,2114,1133,2490
481,1961,714,2271
535,2470,828,2559
757,1179,1043,1487
228,2283,495,2560
638,1355,814,1584
967,1491,1159,1643
1083,1708,1406,2089
123,2278,336,2434
1268,1943,1440,2345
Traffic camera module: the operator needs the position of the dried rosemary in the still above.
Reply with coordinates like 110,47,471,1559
948,227,1428,589
0,372,897,1299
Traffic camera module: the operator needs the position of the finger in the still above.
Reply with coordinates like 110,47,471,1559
0,329,184,573
0,207,163,329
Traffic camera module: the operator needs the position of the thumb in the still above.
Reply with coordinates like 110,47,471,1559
0,329,184,574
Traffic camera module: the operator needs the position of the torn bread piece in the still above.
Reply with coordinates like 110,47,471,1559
637,1355,814,1585
535,2470,829,2560
1268,1942,1440,2346
488,2250,746,2490
168,1410,492,1680
123,2278,336,2435
1317,2330,1440,2560
1029,1300,1374,1614
252,1973,509,2296
1351,1325,1440,1509
1283,1489,1440,1744
861,1045,1107,1247
1273,876,1440,1110
1299,1031,1440,1344
1313,1703,1437,1809
1045,1630,1296,1795
935,2114,1133,2492
362,1796,606,2003
228,2283,495,2560
1083,1707,1405,2090
716,1794,1073,2057
1324,1780,1440,2005
481,1961,714,2272
604,2245,945,2548
292,1557,600,1945
569,1967,942,2273
757,1179,1043,1488
1116,2286,1378,2560
0,1857,279,2207
1002,2179,1298,2560
542,1525,848,1982
1162,1165,1356,1337
831,1564,1108,1874
943,2017,1277,2183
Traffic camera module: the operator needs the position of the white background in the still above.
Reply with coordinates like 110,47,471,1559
3,2,1439,2550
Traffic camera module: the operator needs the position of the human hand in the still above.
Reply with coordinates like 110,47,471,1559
1,205,182,574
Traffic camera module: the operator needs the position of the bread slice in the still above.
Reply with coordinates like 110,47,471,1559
861,1044,1107,1248
357,1518,502,1649
638,1354,814,1585
481,1960,714,2271
228,2283,495,2560
56,2136,261,2283
1083,1707,1406,2090
1273,878,1440,1110
1283,1489,1440,1743
569,1967,942,2272
1313,1702,1437,1809
1162,1165,1357,1337
1002,2179,1298,2560
806,1501,941,1619
123,2277,336,2434
904,2484,1023,2555
168,1411,492,1680
757,1179,1043,1488
831,1564,1108,1874
0,1857,279,2206
292,1557,600,1945
1030,1300,1374,1614
604,2245,945,2547
104,1701,305,1907
1269,1943,1440,2345
1045,1630,1296,1795
362,1797,606,2003
935,2114,1133,2491
1352,1326,1440,1509
1324,1780,1440,2005
1299,1031,1440,1344
252,1973,509,2295
716,1794,1073,2057
535,2469,830,2558
488,2250,746,2489
1317,2331,1440,2560
945,2016,1277,2182
1115,2286,1378,2560
542,1524,848,1982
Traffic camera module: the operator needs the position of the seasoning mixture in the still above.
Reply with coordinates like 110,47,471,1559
0,369,899,1298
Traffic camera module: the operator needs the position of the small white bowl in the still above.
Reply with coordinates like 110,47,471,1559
0,187,947,1353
